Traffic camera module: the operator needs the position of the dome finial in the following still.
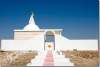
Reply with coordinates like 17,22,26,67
31,12,34,17
29,12,35,24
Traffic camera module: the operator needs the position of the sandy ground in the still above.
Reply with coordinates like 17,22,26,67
62,50,99,66
0,50,99,66
0,50,37,66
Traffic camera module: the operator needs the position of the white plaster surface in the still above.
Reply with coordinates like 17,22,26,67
55,35,98,50
1,34,98,51
1,35,44,51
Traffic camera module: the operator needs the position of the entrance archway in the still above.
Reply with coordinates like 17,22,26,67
44,31,55,51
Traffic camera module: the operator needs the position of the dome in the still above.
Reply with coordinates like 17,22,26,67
23,13,40,31
24,24,40,31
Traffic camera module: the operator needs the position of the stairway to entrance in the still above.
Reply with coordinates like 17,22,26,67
53,51,74,66
27,51,74,66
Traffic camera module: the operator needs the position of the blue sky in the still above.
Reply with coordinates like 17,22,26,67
0,0,99,40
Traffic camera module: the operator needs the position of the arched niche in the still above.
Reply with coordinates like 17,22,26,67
44,31,55,51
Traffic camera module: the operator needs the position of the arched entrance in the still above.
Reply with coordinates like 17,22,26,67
44,31,55,51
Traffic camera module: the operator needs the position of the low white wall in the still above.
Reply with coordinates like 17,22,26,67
1,37,44,51
55,35,98,51
1,34,98,51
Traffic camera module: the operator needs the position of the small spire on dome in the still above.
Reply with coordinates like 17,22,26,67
29,12,35,24
32,12,34,16
23,12,40,31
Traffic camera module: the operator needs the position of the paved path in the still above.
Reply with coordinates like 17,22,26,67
43,51,54,66
27,51,74,66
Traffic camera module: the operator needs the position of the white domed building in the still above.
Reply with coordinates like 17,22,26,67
1,13,98,51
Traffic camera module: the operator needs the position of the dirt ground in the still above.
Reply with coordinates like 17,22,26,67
0,50,99,66
0,50,38,66
62,50,99,66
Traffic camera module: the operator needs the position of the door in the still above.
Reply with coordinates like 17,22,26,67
44,31,55,51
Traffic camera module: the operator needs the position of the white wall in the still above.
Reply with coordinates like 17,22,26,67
14,31,44,40
1,34,98,51
55,35,98,51
1,36,44,51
